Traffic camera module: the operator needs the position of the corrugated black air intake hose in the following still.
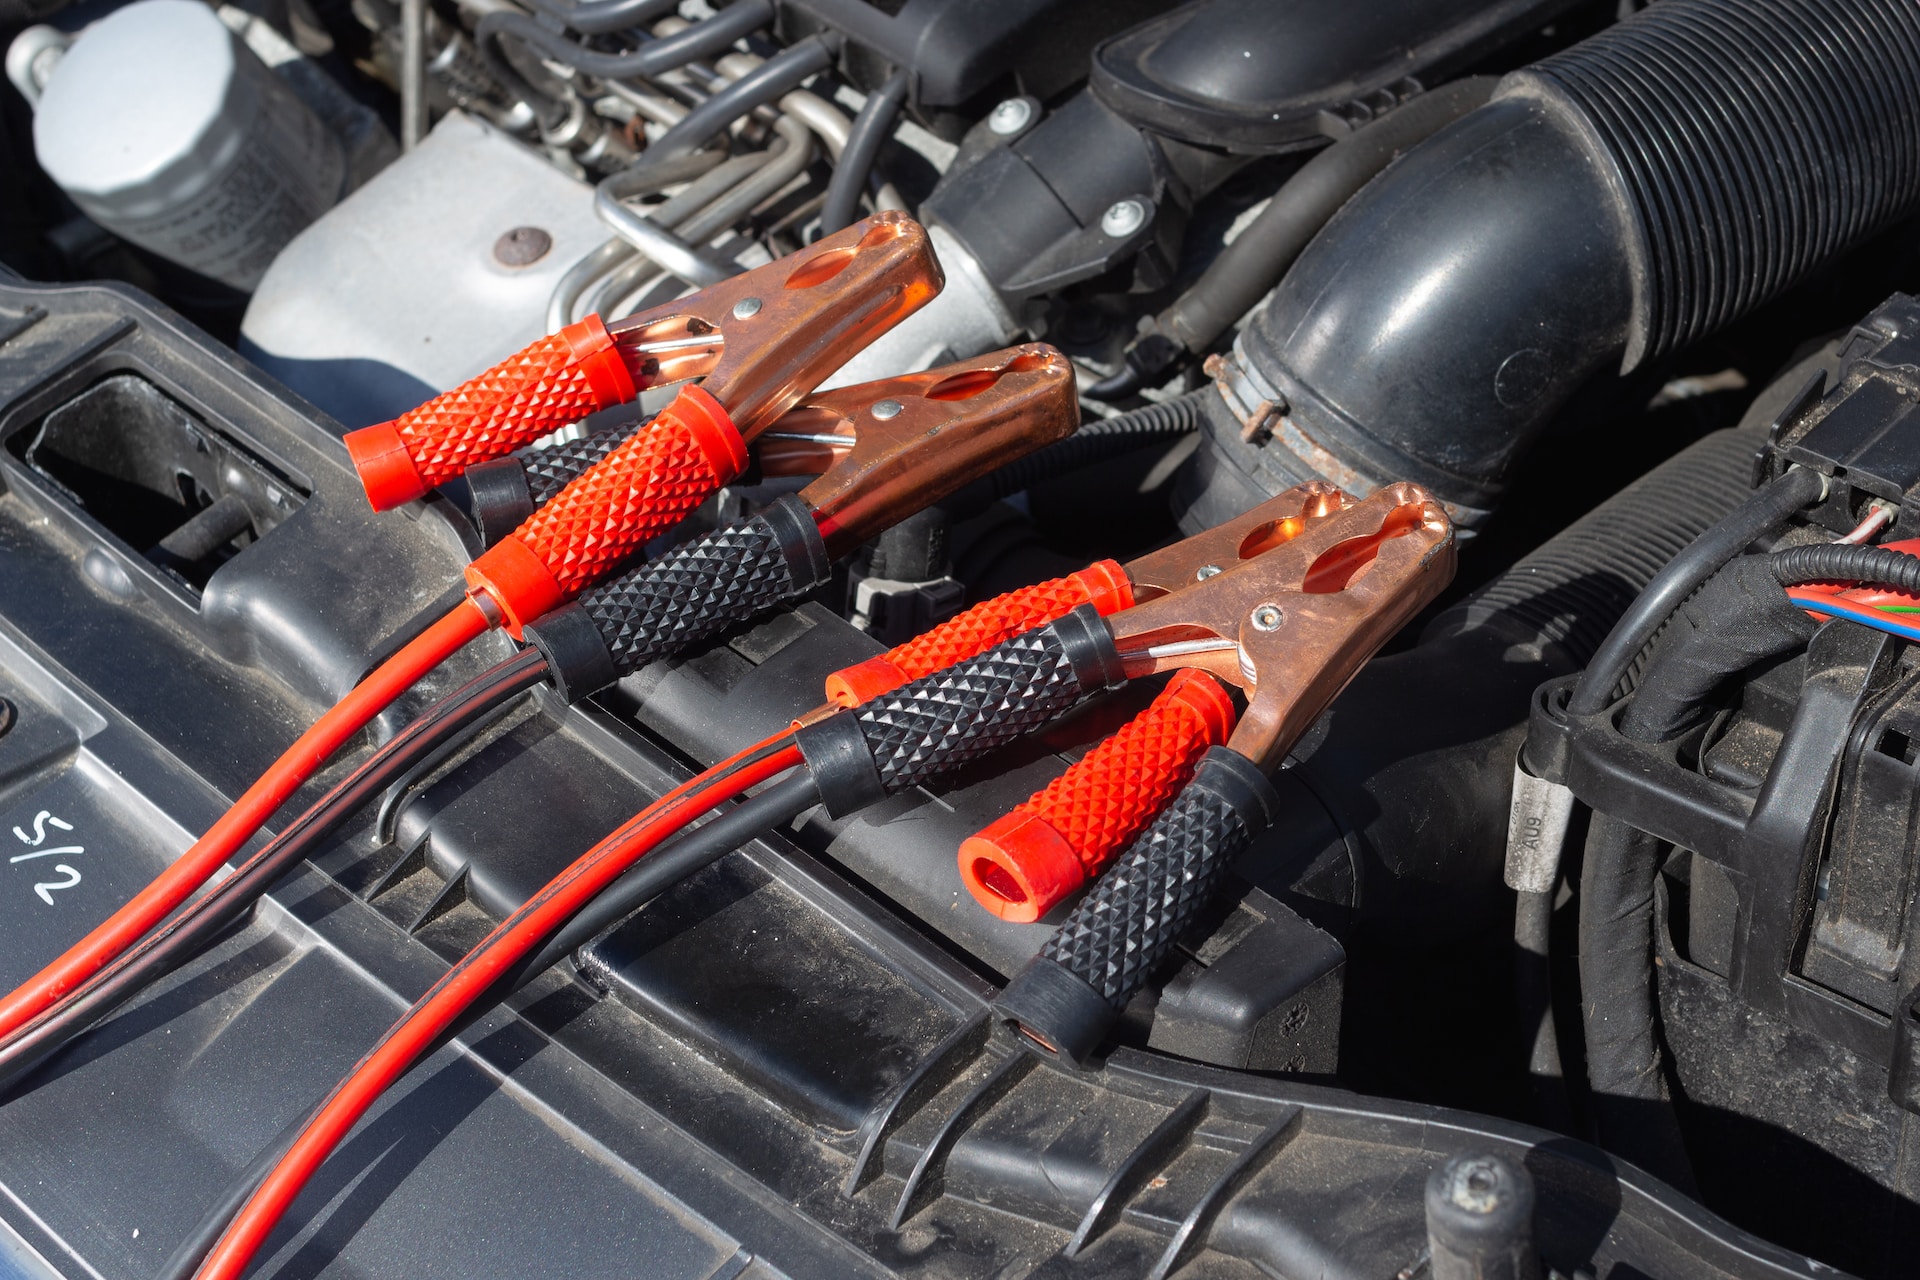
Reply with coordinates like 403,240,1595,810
1186,0,1920,532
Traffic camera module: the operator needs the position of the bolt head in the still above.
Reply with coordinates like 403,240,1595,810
1100,198,1147,239
988,98,1033,136
1196,564,1222,581
871,399,904,420
1251,603,1283,632
493,226,552,268
732,296,763,320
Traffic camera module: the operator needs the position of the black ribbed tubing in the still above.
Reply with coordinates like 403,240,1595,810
985,391,1206,499
1772,541,1920,593
1515,0,1920,362
1437,426,1765,670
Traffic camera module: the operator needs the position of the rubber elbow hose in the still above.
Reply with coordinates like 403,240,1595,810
1214,0,1920,528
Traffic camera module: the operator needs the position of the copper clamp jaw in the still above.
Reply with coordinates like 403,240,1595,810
606,211,944,438
1107,481,1457,771
754,344,1079,558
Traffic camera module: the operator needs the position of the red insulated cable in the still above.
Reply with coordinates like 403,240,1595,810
0,598,491,1043
4,392,743,1048
192,734,805,1280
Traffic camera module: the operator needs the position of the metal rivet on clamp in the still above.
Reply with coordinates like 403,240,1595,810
732,297,763,320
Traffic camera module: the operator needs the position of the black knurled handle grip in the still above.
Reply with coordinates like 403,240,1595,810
1040,748,1279,1007
850,604,1123,795
520,422,634,506
578,494,830,677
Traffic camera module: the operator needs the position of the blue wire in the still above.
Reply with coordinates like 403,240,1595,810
1788,593,1920,642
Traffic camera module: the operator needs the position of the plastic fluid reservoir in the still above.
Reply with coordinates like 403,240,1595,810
32,0,345,291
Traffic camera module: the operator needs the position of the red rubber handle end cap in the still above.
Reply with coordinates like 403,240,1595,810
345,420,428,511
1072,559,1136,616
666,383,748,482
562,315,638,408
824,655,911,708
960,812,1084,924
465,534,565,638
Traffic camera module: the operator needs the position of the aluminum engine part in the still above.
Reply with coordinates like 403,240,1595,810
240,112,610,431
819,225,1018,387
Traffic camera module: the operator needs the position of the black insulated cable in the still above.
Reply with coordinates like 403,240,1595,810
1577,813,1700,1195
980,390,1205,500
1565,466,1825,716
476,0,772,101
1165,76,1496,356
818,70,909,236
646,35,836,160
1618,554,1821,743
517,771,820,980
0,507,841,1092
524,0,680,36
154,762,817,1280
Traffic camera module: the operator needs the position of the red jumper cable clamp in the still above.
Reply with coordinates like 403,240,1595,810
455,214,945,635
986,482,1457,1061
343,210,944,510
517,343,1081,700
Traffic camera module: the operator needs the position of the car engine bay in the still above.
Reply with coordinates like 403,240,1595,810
1,0,1920,1276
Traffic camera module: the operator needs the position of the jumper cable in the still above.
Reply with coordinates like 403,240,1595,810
0,345,1073,1088
191,483,1452,1277
343,209,943,511
0,213,941,1045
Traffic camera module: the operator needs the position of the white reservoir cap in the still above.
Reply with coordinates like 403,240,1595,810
34,0,246,221
31,0,344,288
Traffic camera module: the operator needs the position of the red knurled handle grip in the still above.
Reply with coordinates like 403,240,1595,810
959,670,1236,922
824,559,1134,707
465,384,744,636
345,317,638,511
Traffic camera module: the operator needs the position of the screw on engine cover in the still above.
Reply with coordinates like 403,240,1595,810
871,399,903,420
988,98,1033,136
1196,564,1223,580
1251,602,1283,631
1101,199,1147,239
732,296,763,320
